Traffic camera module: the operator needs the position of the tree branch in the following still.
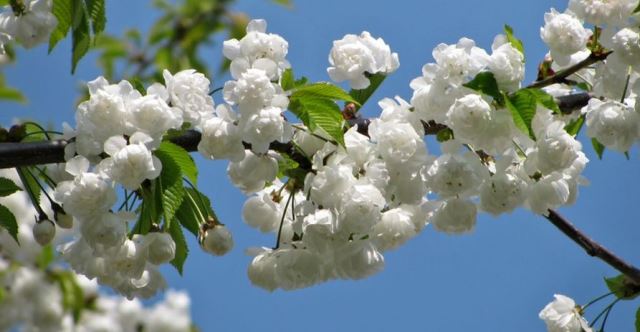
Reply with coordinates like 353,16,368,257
3,91,638,284
545,209,640,285
527,51,612,89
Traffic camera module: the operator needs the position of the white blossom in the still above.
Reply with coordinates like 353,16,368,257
163,69,214,124
539,294,593,332
327,31,399,89
432,198,477,234
583,98,640,152
568,0,637,27
198,105,245,162
0,0,57,48
223,19,290,80
540,9,591,66
227,150,278,193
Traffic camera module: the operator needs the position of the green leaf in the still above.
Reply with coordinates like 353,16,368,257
51,271,84,322
592,138,605,159
19,167,41,206
130,77,146,94
292,83,359,105
174,195,201,237
36,244,55,270
635,307,640,332
48,0,73,52
463,72,504,105
281,68,295,91
0,86,26,103
348,73,386,109
436,127,454,143
85,0,106,36
528,88,561,114
506,90,538,139
272,0,292,7
605,275,640,300
168,217,188,275
131,184,160,236
504,24,525,57
290,97,345,146
564,115,585,137
157,141,198,185
277,154,299,179
634,1,640,14
0,177,21,197
0,204,18,244
154,149,187,228
71,0,90,73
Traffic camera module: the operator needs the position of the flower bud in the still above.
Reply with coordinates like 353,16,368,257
33,219,56,246
200,225,234,256
146,232,176,265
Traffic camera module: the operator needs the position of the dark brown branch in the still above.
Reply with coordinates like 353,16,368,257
0,131,312,170
528,51,612,89
545,209,640,285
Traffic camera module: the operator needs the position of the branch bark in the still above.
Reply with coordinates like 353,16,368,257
527,51,612,89
545,209,640,285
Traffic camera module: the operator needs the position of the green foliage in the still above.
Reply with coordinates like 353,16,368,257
71,0,91,74
36,245,55,270
277,153,307,185
0,204,19,244
154,148,187,229
174,192,202,237
436,127,454,143
157,142,198,185
50,270,85,322
289,82,356,146
463,72,504,105
349,73,386,109
289,96,345,146
503,24,524,58
528,88,561,114
292,83,358,105
131,184,160,236
280,68,308,91
18,167,41,206
592,137,605,159
0,73,26,103
85,0,106,35
0,177,21,197
635,307,640,332
272,0,292,7
505,89,538,140
49,0,72,52
605,275,640,300
564,115,585,137
49,0,107,73
168,217,188,274
505,88,559,140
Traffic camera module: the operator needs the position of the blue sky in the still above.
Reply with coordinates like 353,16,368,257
1,0,640,331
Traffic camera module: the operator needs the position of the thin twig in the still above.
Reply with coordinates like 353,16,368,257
528,51,612,89
545,209,640,285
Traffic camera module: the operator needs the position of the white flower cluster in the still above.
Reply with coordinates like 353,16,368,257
243,111,434,290
538,4,640,152
49,70,224,299
0,265,192,332
0,170,192,331
199,19,291,190
0,0,57,52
